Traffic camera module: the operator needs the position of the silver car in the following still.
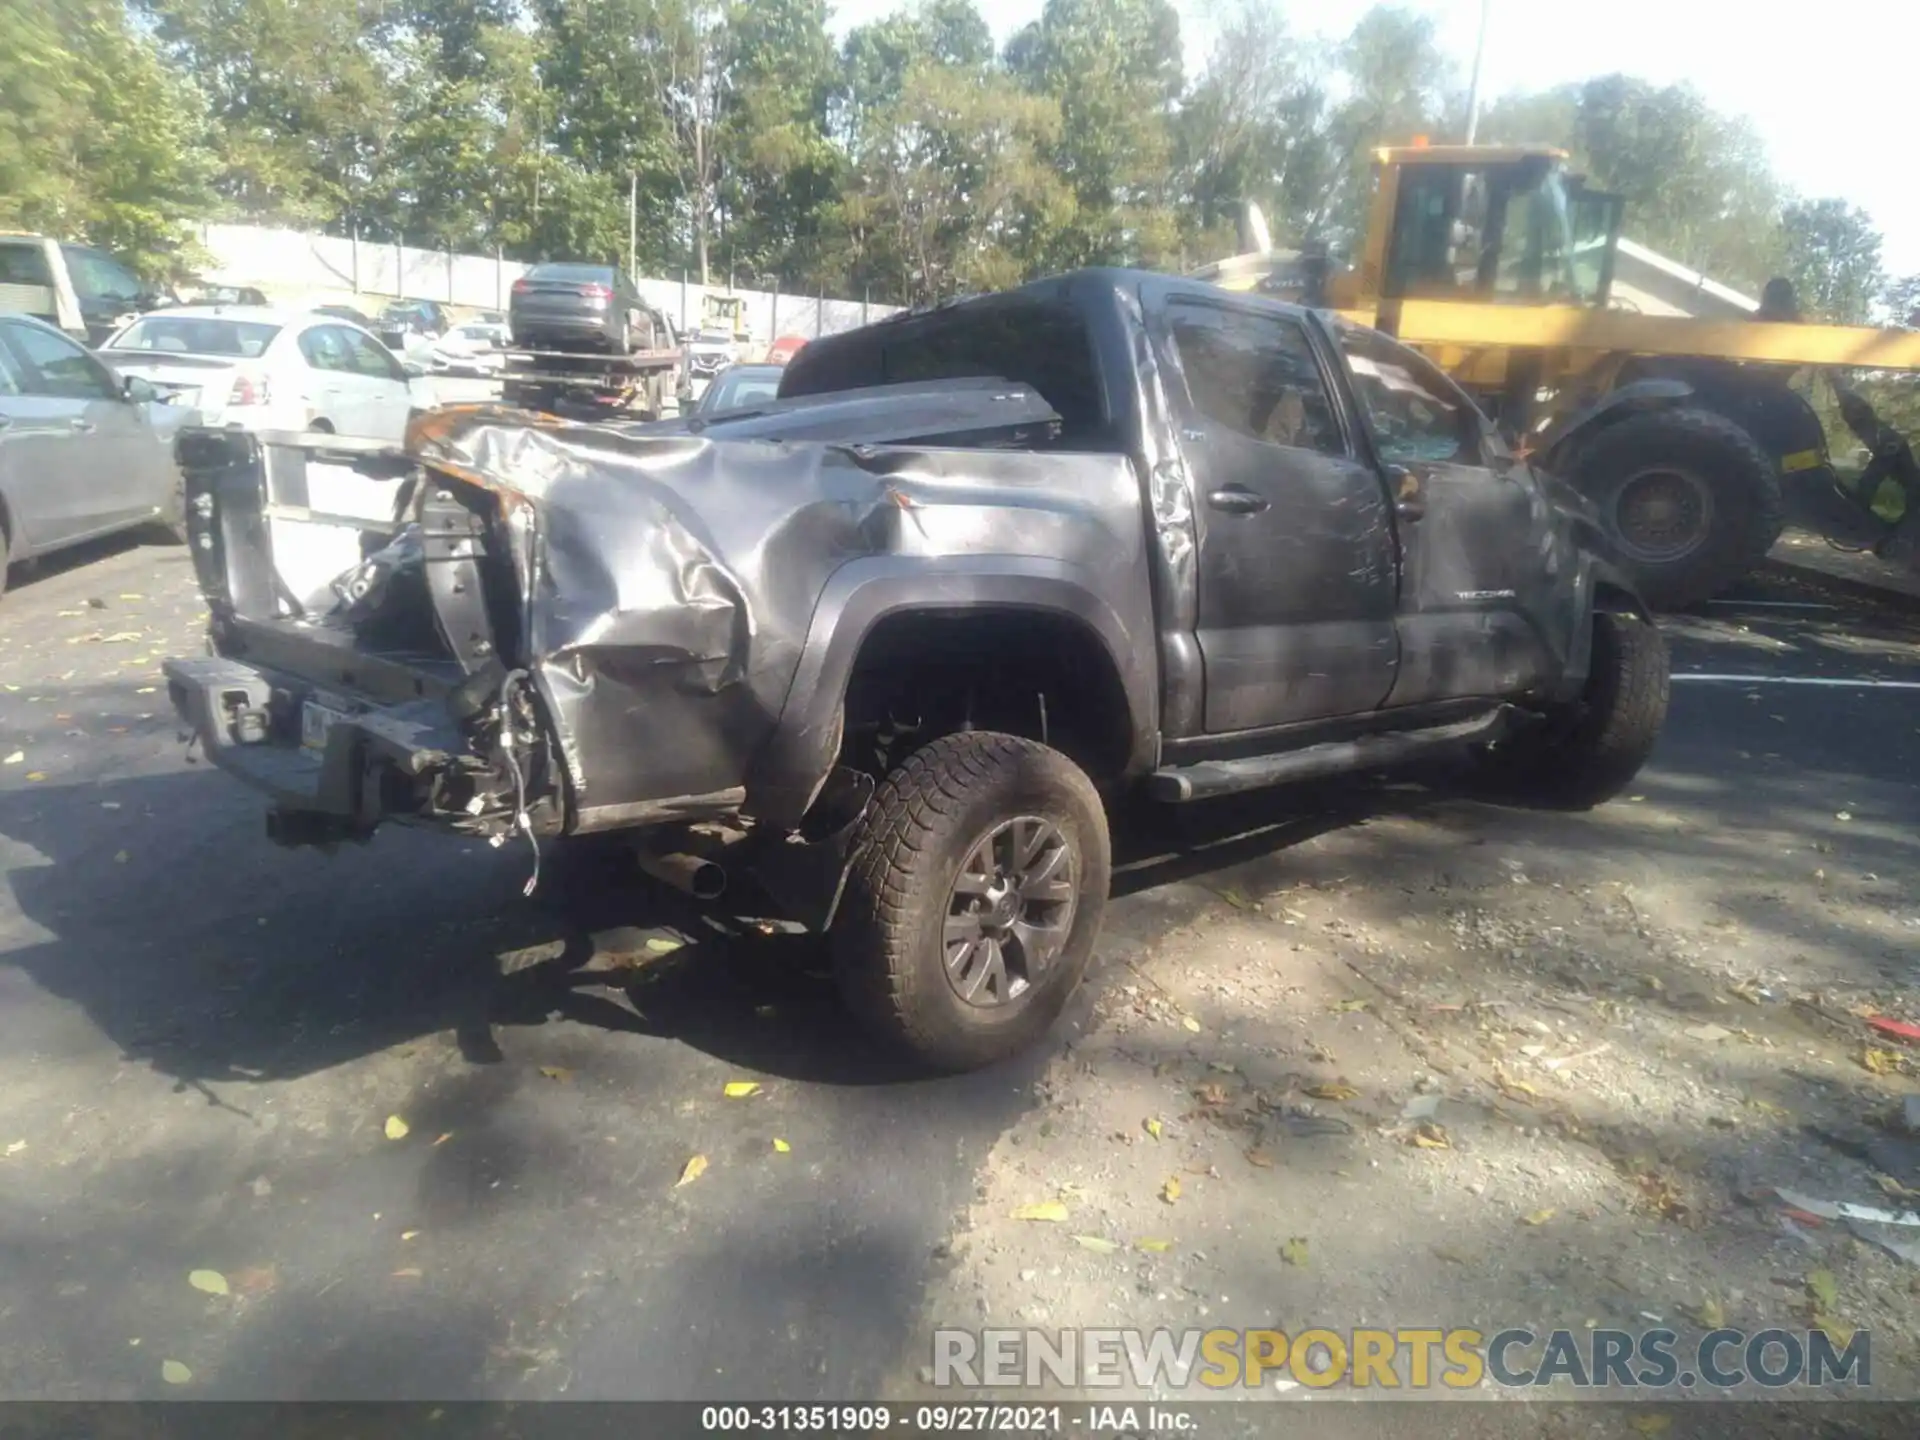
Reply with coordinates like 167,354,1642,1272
0,313,195,598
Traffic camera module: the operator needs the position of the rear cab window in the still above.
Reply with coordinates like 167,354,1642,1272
782,294,1109,447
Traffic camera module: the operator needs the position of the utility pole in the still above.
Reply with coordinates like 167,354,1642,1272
628,171,638,285
1463,0,1492,145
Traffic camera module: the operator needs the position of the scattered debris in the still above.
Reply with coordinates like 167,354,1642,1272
1305,1083,1359,1102
1012,1201,1069,1223
675,1155,709,1188
1136,1238,1174,1254
1160,1177,1182,1205
1775,1187,1920,1228
1867,1017,1920,1046
383,1116,409,1141
160,1361,192,1386
1520,1208,1557,1226
1280,1237,1309,1267
723,1081,761,1099
538,1066,574,1083
187,1270,228,1297
773,1138,791,1153
1071,1235,1119,1254
1684,1024,1733,1043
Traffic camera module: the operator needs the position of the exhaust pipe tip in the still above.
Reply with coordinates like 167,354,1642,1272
637,849,727,900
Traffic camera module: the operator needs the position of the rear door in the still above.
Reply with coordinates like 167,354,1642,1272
294,324,366,433
0,319,156,540
1148,286,1401,733
1329,321,1573,707
338,327,415,440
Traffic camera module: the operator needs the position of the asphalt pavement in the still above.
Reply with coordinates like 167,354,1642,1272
0,535,1916,1402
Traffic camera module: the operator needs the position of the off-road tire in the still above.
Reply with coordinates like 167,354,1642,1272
1571,407,1783,610
1477,610,1669,810
833,732,1110,1073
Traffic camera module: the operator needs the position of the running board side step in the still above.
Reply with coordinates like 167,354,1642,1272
1148,708,1514,803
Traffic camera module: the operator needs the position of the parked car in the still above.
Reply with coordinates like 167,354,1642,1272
178,283,271,308
0,313,196,596
374,300,450,351
691,362,784,416
161,268,1667,1072
508,263,666,355
97,306,418,442
427,320,510,376
0,234,167,345
765,335,809,365
312,304,376,330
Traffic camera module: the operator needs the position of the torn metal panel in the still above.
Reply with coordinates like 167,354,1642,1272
406,405,1155,830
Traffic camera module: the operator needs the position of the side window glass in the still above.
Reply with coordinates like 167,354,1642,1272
347,331,404,381
7,323,115,401
1166,301,1345,457
1335,325,1482,467
63,248,145,305
0,333,27,396
299,326,349,373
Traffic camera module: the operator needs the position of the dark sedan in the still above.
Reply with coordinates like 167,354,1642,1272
694,362,785,416
509,264,663,355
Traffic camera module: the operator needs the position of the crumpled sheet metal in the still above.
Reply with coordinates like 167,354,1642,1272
407,407,1147,825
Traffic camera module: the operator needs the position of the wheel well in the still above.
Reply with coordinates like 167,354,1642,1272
310,418,335,433
1593,579,1649,623
839,608,1134,786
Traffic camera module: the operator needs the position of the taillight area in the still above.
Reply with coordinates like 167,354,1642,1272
580,283,611,303
511,278,531,295
229,372,270,407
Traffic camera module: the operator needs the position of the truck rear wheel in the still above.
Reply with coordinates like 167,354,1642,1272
833,731,1109,1073
1475,610,1669,811
1571,407,1783,610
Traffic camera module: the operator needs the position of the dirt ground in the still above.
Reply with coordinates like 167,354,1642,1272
895,605,1920,1410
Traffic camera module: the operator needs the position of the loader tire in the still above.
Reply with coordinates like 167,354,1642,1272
833,731,1109,1073
1571,407,1783,610
1474,610,1670,811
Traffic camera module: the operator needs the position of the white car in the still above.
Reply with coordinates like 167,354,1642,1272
428,321,510,376
96,306,419,443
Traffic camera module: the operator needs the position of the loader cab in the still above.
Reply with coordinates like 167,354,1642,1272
1367,145,1624,309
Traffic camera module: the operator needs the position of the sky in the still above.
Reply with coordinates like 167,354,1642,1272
827,0,1920,278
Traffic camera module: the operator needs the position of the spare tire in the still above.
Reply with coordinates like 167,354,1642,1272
1569,407,1783,610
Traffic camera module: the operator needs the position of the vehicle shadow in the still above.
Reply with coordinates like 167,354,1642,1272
2,528,170,597
0,759,1424,1097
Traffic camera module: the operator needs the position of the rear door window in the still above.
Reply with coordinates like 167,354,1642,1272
1165,300,1345,456
298,325,354,373
62,247,145,306
343,329,405,381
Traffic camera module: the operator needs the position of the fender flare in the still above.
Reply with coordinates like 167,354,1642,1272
744,555,1159,830
1536,379,1694,473
1556,553,1655,701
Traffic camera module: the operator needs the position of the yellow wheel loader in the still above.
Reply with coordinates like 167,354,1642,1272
1193,144,1920,608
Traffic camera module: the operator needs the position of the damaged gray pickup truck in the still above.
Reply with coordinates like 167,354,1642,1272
164,268,1669,1071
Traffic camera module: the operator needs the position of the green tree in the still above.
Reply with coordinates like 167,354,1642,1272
0,0,213,277
1006,0,1183,270
1320,6,1452,247
1780,199,1885,324
1885,273,1920,326
144,0,393,229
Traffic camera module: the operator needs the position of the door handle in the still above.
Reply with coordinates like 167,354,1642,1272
70,418,95,434
1395,498,1427,521
1207,487,1269,515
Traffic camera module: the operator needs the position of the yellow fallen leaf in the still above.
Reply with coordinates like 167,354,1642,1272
1807,1269,1839,1311
1011,1201,1070,1223
1692,1296,1726,1329
772,1138,791,1153
1143,1118,1163,1140
538,1066,573,1082
1331,999,1368,1013
1216,887,1249,910
1812,1313,1854,1349
1305,1083,1359,1102
25,772,46,782
401,1231,421,1241
1136,1238,1174,1253
1072,1235,1119,1254
4,1140,24,1156
391,1267,423,1279
676,1155,709,1188
1244,1148,1274,1168
161,1360,192,1386
1860,1048,1901,1076
646,937,683,954
187,1269,228,1297
1160,1176,1182,1204
1280,1236,1309,1267
1181,1016,1201,1033
114,851,130,864
383,1116,409,1141
723,1081,761,1099
1409,1122,1451,1150
1520,1207,1557,1227
1629,1417,1670,1438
